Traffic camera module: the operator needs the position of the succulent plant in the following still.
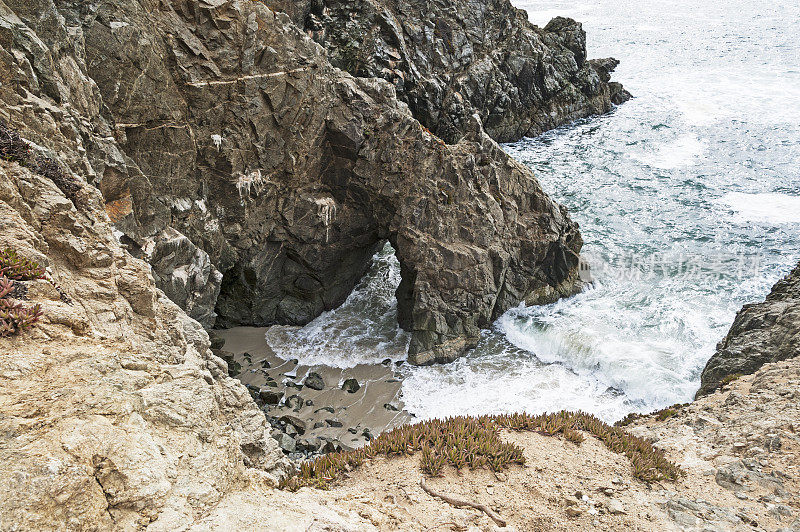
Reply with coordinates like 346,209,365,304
279,409,684,491
0,275,43,337
0,248,46,281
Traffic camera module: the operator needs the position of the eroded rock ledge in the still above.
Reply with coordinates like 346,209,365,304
3,0,583,365
274,0,631,143
697,261,800,397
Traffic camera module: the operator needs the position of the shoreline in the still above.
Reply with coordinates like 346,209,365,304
211,327,412,459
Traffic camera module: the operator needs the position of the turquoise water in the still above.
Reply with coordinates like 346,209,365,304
267,0,800,421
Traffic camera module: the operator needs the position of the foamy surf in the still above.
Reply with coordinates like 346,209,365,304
630,134,707,169
399,336,639,423
265,243,410,368
716,192,800,224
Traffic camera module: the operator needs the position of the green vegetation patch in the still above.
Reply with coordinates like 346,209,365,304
280,410,684,491
0,248,45,337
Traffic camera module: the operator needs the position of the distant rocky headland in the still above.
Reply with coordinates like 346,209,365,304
1,0,798,529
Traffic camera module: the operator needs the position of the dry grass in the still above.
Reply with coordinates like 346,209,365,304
720,373,743,388
280,411,683,491
615,402,690,427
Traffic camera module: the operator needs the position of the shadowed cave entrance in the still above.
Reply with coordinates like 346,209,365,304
213,240,415,364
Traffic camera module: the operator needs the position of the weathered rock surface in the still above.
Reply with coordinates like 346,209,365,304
0,160,287,528
2,0,582,364
697,261,800,397
275,0,631,143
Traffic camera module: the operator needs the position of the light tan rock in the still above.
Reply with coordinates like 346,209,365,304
0,161,288,530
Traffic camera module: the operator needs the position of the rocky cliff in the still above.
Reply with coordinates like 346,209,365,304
273,0,631,143
2,0,583,365
697,261,800,398
0,148,288,528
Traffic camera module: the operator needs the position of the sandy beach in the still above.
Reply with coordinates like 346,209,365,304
213,327,411,457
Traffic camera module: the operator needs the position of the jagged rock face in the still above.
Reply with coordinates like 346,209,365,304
2,0,581,364
0,160,288,527
274,0,630,143
697,262,800,397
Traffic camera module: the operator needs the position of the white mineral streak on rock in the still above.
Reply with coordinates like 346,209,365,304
315,197,337,243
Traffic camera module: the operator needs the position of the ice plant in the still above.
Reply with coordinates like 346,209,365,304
0,275,42,337
0,248,71,305
0,248,46,280
279,411,683,491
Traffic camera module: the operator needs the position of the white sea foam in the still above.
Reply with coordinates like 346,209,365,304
676,98,724,126
265,243,410,368
717,193,800,225
631,135,706,169
400,347,636,423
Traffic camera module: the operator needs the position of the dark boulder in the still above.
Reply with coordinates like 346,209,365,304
304,372,325,391
279,415,307,436
697,262,800,397
342,378,361,393
259,389,282,405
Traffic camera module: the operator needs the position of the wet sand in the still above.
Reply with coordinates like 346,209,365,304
213,327,411,455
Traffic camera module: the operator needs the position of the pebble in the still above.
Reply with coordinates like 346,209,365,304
276,433,296,452
279,415,307,435
342,378,360,393
304,372,325,391
564,496,580,507
285,395,304,410
606,499,626,515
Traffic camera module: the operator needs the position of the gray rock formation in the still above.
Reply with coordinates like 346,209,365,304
697,261,800,397
144,228,223,328
274,0,631,143
2,0,582,364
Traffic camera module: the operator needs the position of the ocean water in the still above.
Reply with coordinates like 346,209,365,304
266,0,800,422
